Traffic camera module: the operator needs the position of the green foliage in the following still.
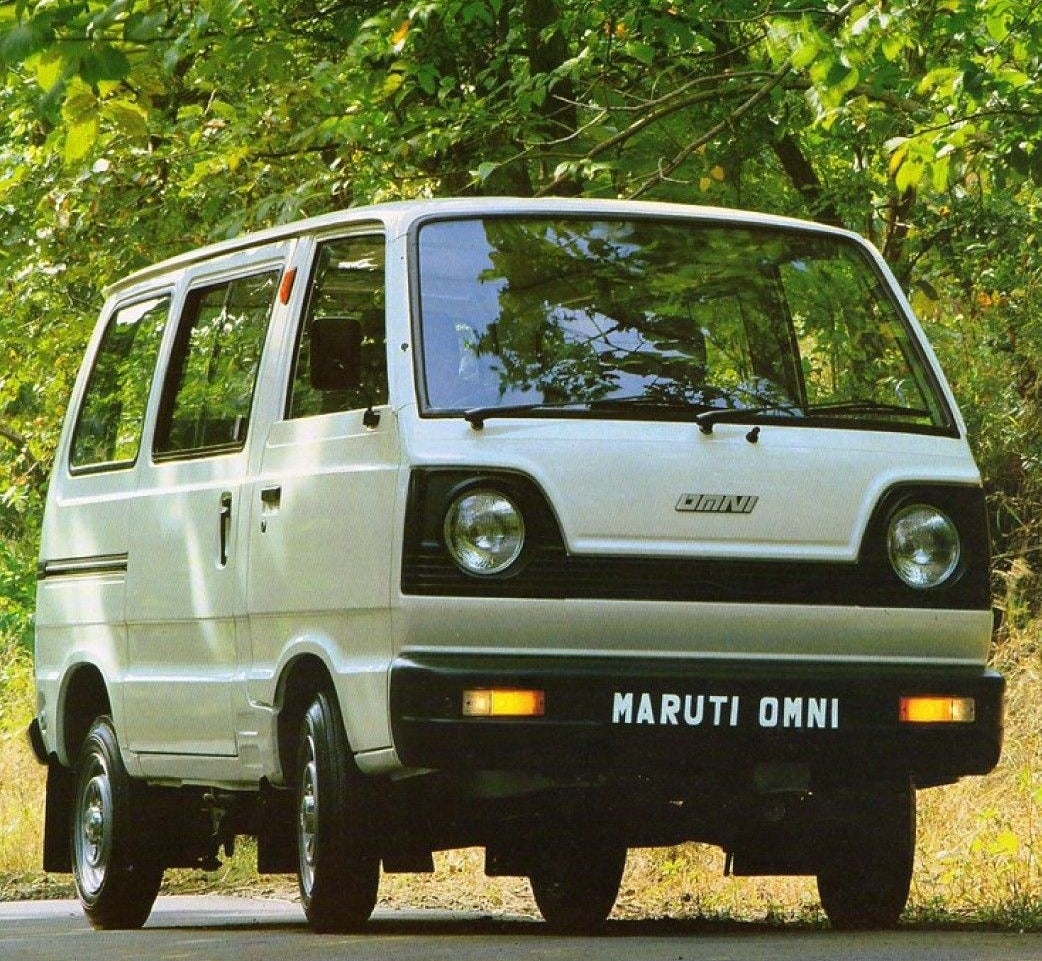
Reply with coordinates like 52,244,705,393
0,0,1040,629
0,537,35,649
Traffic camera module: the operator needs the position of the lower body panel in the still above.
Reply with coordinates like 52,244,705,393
390,652,1004,789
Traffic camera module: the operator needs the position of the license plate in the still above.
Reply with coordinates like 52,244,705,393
610,691,841,730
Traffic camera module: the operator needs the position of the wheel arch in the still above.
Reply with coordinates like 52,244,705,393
42,662,113,875
275,653,340,781
59,663,112,767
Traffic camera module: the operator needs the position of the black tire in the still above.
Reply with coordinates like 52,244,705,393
70,716,163,930
296,690,380,932
529,839,627,931
816,784,916,930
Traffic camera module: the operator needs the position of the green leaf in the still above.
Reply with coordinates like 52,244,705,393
917,67,962,96
895,155,924,193
63,114,99,163
79,45,130,85
381,71,404,98
414,63,438,96
931,153,951,192
162,41,183,74
624,41,655,65
62,80,97,120
791,35,821,70
30,49,65,91
90,0,132,33
0,20,50,64
998,68,1031,89
125,11,168,43
881,34,907,61
985,12,1009,42
210,100,237,121
825,61,859,95
106,98,148,139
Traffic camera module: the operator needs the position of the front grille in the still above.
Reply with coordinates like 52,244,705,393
401,468,991,610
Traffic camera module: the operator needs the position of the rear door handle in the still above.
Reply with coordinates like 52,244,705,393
219,491,233,566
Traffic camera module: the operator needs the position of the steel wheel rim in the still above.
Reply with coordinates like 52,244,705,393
298,733,319,896
74,755,113,898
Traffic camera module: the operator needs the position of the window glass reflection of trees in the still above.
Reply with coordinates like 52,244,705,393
779,254,941,423
70,295,170,470
418,218,945,429
158,271,278,454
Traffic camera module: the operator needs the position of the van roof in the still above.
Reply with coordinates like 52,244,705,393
106,196,863,296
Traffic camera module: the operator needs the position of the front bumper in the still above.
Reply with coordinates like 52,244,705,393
390,653,1004,788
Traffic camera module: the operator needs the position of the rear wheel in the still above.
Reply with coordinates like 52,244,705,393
816,784,915,930
296,690,380,932
529,838,627,931
70,716,163,930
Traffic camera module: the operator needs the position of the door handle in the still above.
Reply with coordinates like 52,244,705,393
259,485,281,534
219,492,233,566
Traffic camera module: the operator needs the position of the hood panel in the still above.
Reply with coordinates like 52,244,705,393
407,418,980,563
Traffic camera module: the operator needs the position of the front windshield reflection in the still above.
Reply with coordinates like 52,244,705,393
416,216,949,431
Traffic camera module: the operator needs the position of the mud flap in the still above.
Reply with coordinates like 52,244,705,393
42,762,74,873
256,784,297,874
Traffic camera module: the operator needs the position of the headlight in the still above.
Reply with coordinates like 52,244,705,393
887,503,960,589
444,490,525,575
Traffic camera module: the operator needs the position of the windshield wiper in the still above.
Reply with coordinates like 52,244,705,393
464,394,804,431
808,400,930,419
463,395,708,430
695,405,803,435
463,401,588,429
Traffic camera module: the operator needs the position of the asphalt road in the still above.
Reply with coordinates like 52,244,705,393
1,897,1040,961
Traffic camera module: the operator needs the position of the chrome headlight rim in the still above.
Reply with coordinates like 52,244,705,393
443,487,526,576
886,502,961,590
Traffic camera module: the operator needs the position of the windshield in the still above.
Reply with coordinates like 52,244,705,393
415,216,952,432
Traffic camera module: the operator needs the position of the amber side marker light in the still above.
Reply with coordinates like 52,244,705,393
899,696,976,723
278,267,297,304
462,689,546,717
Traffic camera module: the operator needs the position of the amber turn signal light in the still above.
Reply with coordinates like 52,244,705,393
899,696,975,723
462,689,546,717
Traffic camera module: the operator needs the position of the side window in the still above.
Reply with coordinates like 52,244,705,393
288,235,386,418
69,295,170,471
154,270,279,457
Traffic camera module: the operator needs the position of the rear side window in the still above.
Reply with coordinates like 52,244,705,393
69,295,170,472
154,270,279,457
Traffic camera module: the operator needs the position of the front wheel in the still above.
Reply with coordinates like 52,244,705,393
296,690,380,932
70,717,163,930
816,784,916,930
529,839,627,931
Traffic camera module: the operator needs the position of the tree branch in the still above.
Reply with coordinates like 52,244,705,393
770,130,845,227
534,79,763,197
0,423,47,485
627,62,792,199
626,0,864,200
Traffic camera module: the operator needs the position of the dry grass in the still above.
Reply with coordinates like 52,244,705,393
0,639,57,900
1,627,1041,925
910,628,1042,926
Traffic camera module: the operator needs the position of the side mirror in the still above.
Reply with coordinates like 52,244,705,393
310,316,362,391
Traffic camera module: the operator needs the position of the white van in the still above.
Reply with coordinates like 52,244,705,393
29,197,1003,932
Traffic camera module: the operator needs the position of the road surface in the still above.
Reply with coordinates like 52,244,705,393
0,897,1039,961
